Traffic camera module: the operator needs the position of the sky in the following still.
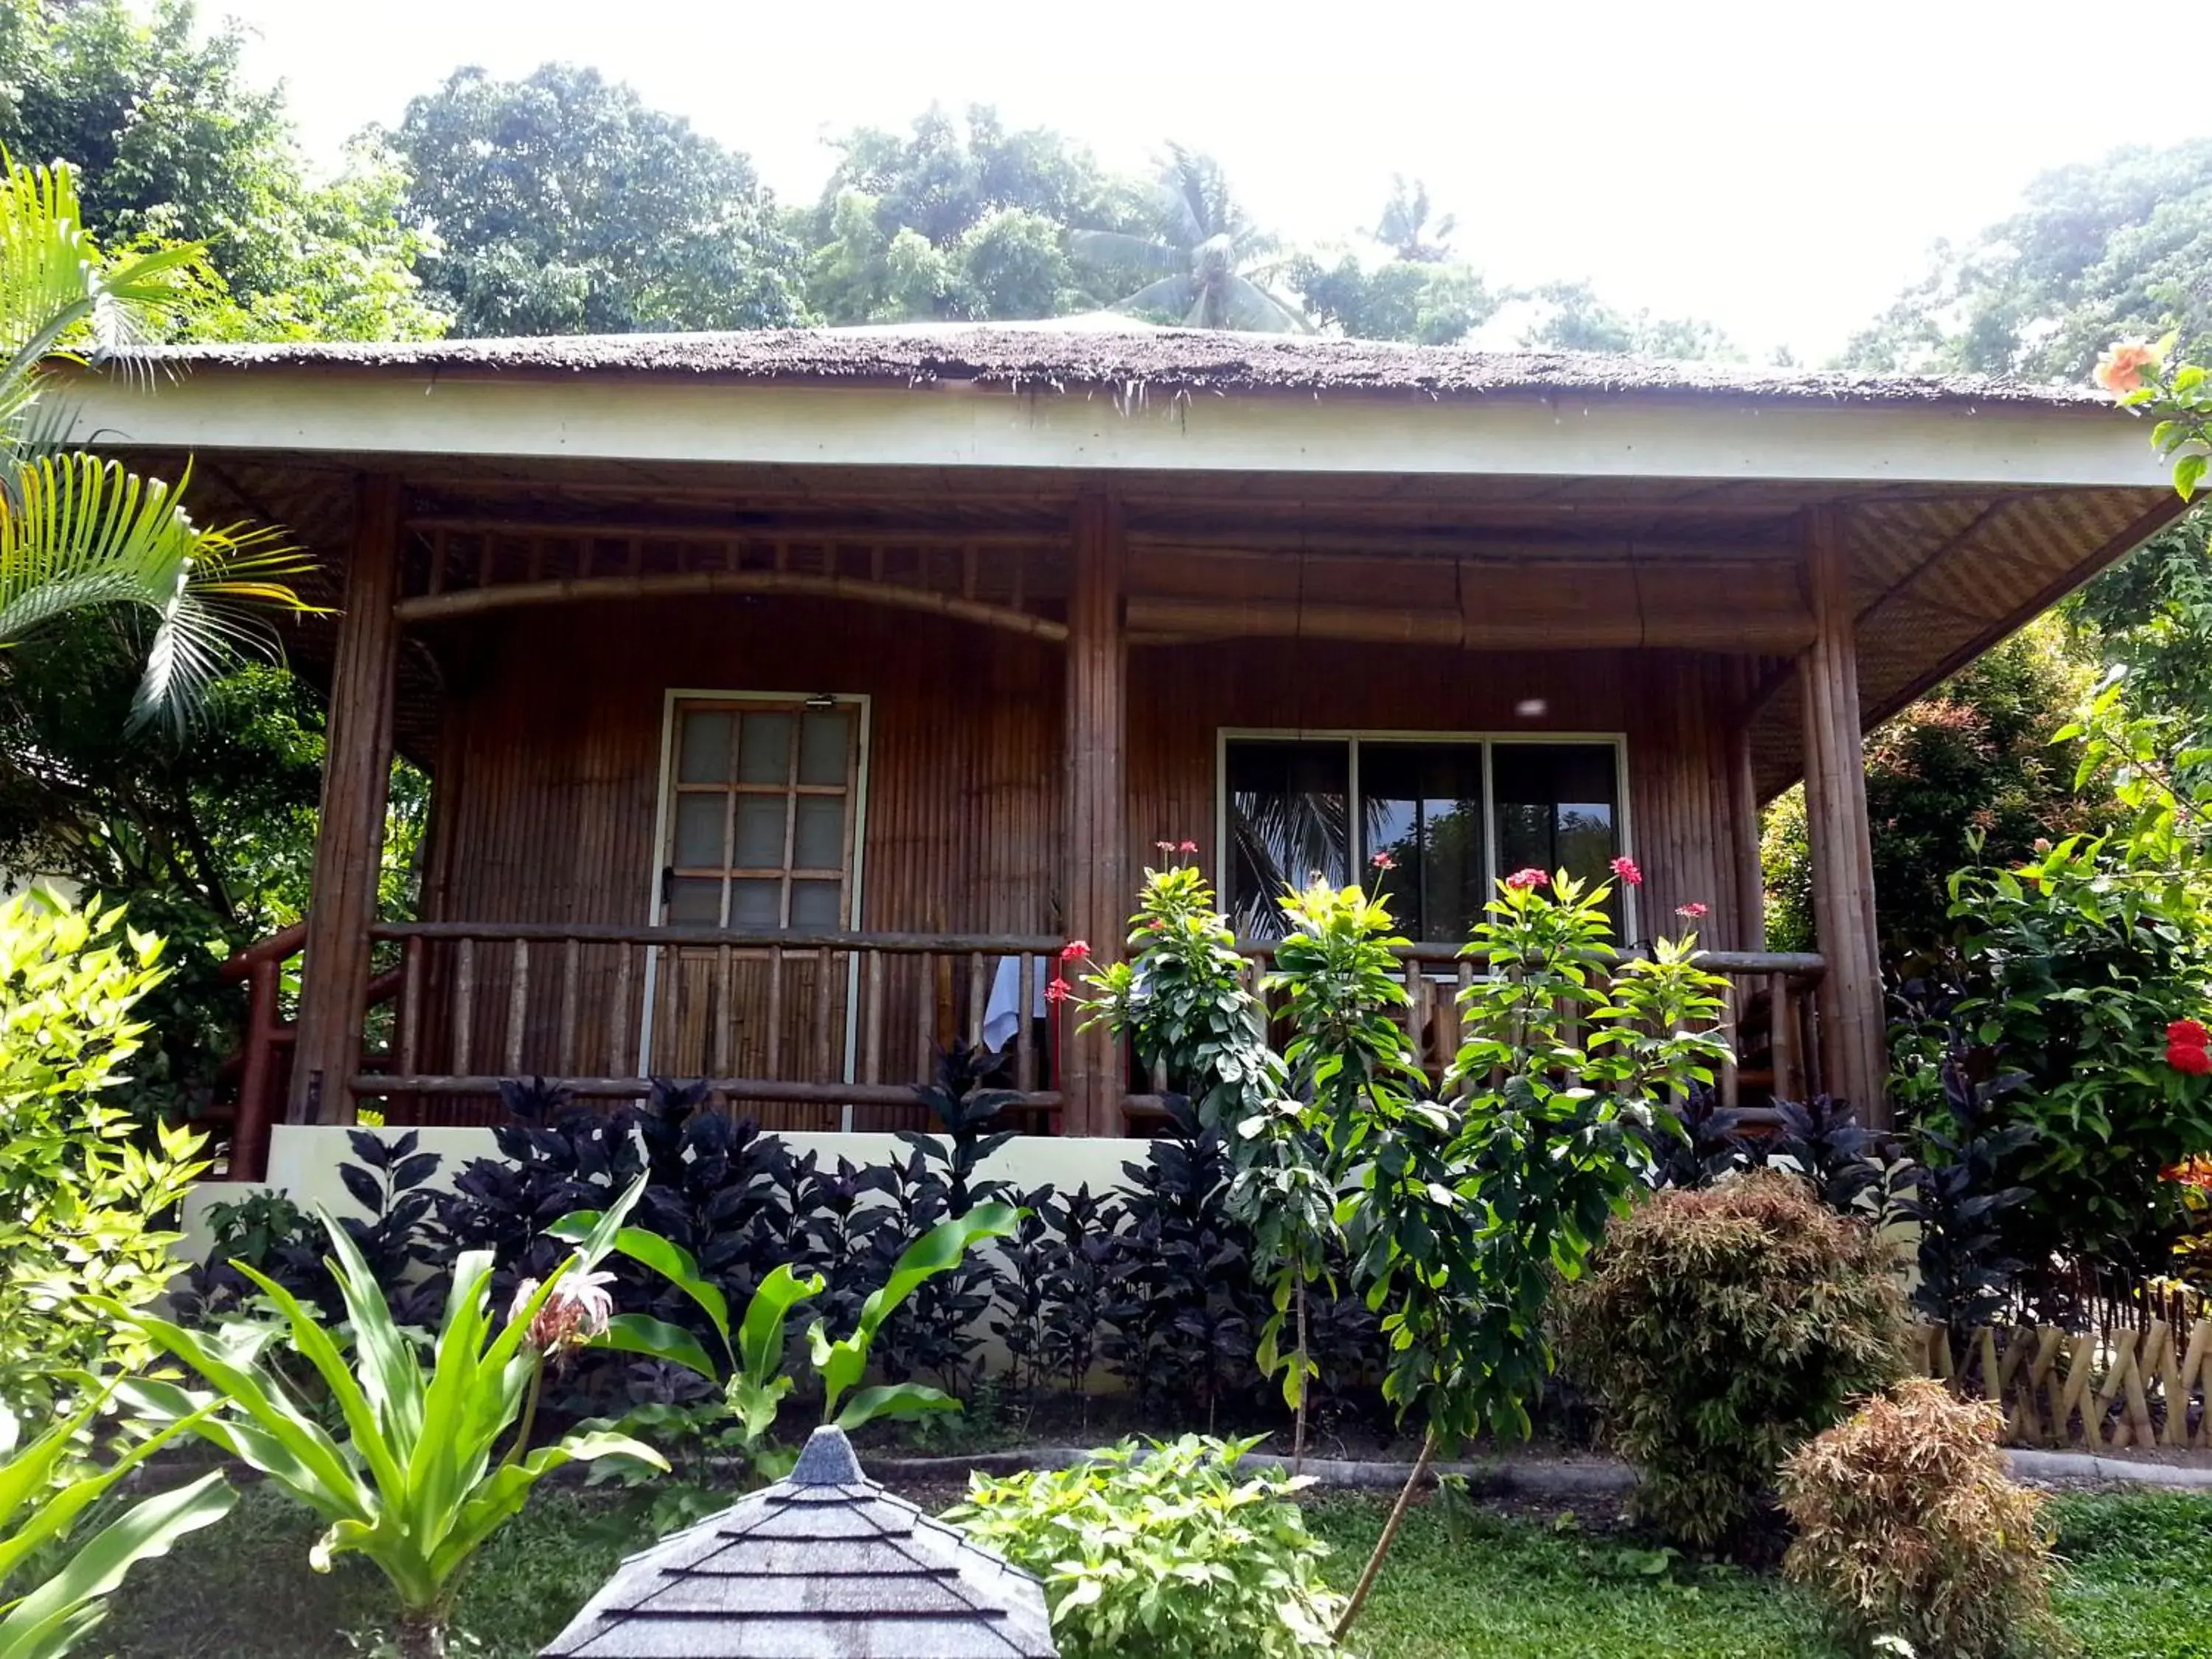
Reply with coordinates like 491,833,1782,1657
213,0,2202,361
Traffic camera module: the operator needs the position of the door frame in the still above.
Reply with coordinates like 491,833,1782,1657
639,689,874,1123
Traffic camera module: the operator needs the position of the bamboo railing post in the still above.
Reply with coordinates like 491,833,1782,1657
291,473,403,1123
557,939,580,1076
609,944,633,1077
1768,973,1797,1099
813,945,836,1084
399,937,422,1079
967,952,987,1049
505,939,529,1076
453,936,476,1076
1798,505,1890,1126
864,950,886,1085
1013,953,1034,1090
713,944,734,1079
230,956,282,1181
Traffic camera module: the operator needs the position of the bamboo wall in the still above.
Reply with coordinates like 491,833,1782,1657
413,597,1767,1126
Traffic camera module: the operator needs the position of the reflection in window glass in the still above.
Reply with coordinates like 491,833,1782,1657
1226,741,1350,937
1360,743,1486,942
1492,742,1621,922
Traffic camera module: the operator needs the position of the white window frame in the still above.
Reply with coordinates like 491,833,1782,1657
641,689,874,1124
1213,727,1636,944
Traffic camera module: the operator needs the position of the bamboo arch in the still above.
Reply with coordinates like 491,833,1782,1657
392,568,1070,642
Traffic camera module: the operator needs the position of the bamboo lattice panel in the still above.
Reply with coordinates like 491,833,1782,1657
1918,1321,2212,1450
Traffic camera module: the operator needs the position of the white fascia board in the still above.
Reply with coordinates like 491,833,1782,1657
63,367,2177,490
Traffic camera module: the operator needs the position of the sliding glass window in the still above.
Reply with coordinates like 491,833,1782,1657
1222,735,1628,941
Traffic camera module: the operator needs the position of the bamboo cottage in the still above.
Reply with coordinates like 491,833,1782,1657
67,325,2185,1180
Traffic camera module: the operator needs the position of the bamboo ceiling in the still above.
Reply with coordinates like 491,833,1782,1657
157,447,2182,796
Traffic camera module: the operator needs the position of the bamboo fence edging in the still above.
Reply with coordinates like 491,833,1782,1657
1917,1320,2212,1451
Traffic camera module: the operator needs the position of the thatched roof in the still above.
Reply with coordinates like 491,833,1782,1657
128,321,2103,409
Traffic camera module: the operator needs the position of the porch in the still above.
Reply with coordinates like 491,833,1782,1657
73,329,2181,1180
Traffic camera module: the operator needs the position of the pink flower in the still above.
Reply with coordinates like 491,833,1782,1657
1675,902,1709,920
1504,868,1548,891
1155,840,1176,853
1044,977,1072,1004
1145,918,1166,932
509,1269,616,1355
1178,839,1199,854
1609,855,1644,888
1060,940,1091,961
2094,340,2160,395
1371,852,1397,872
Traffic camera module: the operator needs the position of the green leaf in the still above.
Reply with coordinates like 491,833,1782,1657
736,1265,824,1389
834,1384,959,1431
595,1313,720,1382
0,1470,234,1659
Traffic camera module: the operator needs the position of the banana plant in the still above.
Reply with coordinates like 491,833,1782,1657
551,1203,1020,1441
0,1386,234,1659
104,1172,663,1659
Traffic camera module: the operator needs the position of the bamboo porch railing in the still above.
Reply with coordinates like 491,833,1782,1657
1919,1321,2212,1451
356,922,1070,1134
327,922,1823,1136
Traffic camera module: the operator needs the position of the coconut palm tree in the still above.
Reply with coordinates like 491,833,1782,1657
1376,176,1455,264
1074,144,1309,332
0,156,310,727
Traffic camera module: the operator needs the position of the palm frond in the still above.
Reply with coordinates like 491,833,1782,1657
1221,275,1314,334
1108,275,1197,319
1068,229,1183,276
0,454,317,728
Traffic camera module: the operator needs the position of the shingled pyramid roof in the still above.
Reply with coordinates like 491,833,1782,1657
539,1425,1058,1658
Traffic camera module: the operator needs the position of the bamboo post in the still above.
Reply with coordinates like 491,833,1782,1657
1728,661,1767,954
557,939,580,1076
289,473,404,1121
1013,953,1034,1090
864,950,886,1085
453,936,475,1076
231,956,282,1181
609,944,633,1076
1798,505,1890,1126
505,939,529,1076
1768,973,1798,1099
1062,490,1128,1136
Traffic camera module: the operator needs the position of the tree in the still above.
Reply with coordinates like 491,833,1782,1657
1375,175,1454,262
802,105,1147,324
1075,145,1307,331
0,616,427,1121
389,63,805,336
1843,139,2212,382
1761,618,2104,957
1518,280,1741,360
0,0,442,341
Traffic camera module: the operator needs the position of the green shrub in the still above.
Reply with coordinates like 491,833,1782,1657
944,1435,1343,1658
1562,1172,1907,1550
0,891,203,1418
1781,1377,2068,1659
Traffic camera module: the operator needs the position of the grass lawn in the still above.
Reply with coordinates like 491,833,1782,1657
100,1483,2212,1658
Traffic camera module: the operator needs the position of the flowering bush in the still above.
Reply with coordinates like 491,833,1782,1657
1932,672,2212,1282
